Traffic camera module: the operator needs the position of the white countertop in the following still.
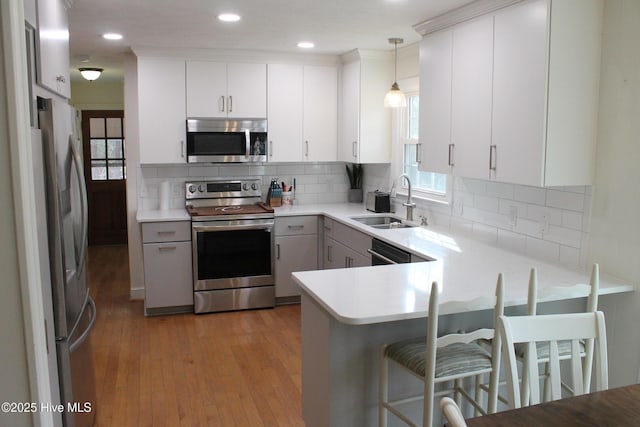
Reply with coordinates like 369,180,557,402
136,202,634,325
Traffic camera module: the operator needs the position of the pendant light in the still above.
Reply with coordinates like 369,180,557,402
384,38,407,108
79,67,103,81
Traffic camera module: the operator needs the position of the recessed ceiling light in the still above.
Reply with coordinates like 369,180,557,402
297,41,315,49
102,33,123,40
218,13,241,22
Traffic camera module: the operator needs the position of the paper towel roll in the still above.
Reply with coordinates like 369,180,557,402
159,181,170,210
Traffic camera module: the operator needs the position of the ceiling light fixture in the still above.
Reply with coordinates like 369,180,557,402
384,37,407,108
102,33,123,40
79,67,103,81
297,41,315,49
218,13,241,22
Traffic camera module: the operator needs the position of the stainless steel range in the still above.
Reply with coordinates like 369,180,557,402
186,179,275,314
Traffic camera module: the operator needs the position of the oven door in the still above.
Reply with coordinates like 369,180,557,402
192,219,274,291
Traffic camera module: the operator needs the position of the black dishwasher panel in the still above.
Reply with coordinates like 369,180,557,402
371,238,412,265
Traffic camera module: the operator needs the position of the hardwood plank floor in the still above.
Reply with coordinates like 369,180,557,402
88,245,305,426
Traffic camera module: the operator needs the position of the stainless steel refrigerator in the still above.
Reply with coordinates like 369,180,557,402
36,97,97,427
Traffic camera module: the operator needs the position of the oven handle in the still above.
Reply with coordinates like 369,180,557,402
192,222,274,233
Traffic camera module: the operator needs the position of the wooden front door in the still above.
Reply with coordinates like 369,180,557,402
82,110,128,245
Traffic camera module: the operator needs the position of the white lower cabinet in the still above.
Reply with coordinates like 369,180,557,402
274,216,318,299
142,221,193,314
322,217,371,269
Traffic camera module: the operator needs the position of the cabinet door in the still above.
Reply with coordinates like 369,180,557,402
419,30,453,174
143,241,193,308
324,237,351,269
304,66,338,161
36,0,70,98
138,58,187,163
492,0,547,186
339,60,360,162
275,234,318,297
227,63,267,118
186,61,227,118
450,15,494,180
358,58,391,163
267,64,304,161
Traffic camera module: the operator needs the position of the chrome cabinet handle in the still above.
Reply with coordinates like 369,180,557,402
288,224,304,230
344,256,349,268
157,230,176,236
181,140,185,158
269,140,273,157
489,145,497,171
229,96,233,113
448,143,455,166
158,245,177,251
327,245,332,262
305,140,309,157
220,96,225,112
352,141,358,158
416,143,422,164
276,243,281,260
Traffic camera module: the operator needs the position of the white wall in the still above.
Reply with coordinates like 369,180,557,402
589,0,640,386
0,3,35,426
69,80,124,110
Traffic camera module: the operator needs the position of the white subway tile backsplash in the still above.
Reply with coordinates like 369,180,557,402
278,164,306,175
487,182,515,200
514,186,546,205
546,189,585,211
157,165,188,178
561,211,583,230
474,195,500,213
544,225,583,248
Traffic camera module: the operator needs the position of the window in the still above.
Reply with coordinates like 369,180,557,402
400,93,447,198
87,115,126,181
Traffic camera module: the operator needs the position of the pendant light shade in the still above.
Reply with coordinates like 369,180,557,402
384,38,406,108
79,67,103,81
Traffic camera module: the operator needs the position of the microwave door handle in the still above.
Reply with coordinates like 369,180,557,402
245,130,251,158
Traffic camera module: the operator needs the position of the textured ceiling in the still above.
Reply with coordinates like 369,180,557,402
67,0,474,81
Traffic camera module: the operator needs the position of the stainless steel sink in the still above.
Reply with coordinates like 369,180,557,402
350,215,416,229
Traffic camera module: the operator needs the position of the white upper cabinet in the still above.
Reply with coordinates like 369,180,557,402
267,64,337,162
419,30,453,175
450,15,494,180
138,58,187,164
339,51,392,164
268,64,304,162
36,0,70,98
186,61,267,119
303,65,338,161
416,0,603,187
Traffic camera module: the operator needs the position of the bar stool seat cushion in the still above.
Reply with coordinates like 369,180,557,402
385,338,492,378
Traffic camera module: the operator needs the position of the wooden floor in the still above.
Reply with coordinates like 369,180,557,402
88,245,305,426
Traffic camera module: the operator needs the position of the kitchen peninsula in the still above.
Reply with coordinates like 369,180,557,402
291,216,633,427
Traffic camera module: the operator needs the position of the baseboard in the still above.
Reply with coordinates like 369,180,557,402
130,287,145,300
276,295,301,305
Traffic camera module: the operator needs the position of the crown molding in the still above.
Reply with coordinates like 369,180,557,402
413,0,523,35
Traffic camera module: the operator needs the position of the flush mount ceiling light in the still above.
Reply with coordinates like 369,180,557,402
79,67,103,81
218,13,241,22
102,33,123,40
297,41,315,49
384,37,407,108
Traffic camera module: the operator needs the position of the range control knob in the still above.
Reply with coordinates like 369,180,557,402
251,183,259,191
188,185,197,194
242,183,249,191
198,184,206,193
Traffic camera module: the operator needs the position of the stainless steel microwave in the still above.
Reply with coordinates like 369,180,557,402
186,118,267,163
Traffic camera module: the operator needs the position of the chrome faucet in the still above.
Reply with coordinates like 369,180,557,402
399,174,416,222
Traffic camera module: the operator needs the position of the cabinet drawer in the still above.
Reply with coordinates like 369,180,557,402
142,221,191,243
330,220,371,257
143,241,193,308
275,216,318,236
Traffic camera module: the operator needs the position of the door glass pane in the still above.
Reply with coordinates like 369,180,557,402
107,139,123,159
106,118,122,138
90,139,106,159
91,160,107,180
90,118,105,138
107,160,124,179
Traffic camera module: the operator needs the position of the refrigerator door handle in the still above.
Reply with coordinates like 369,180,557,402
69,135,89,273
69,296,96,353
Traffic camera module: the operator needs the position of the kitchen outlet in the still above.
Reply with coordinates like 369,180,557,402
509,205,518,226
540,212,550,234
453,199,463,216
